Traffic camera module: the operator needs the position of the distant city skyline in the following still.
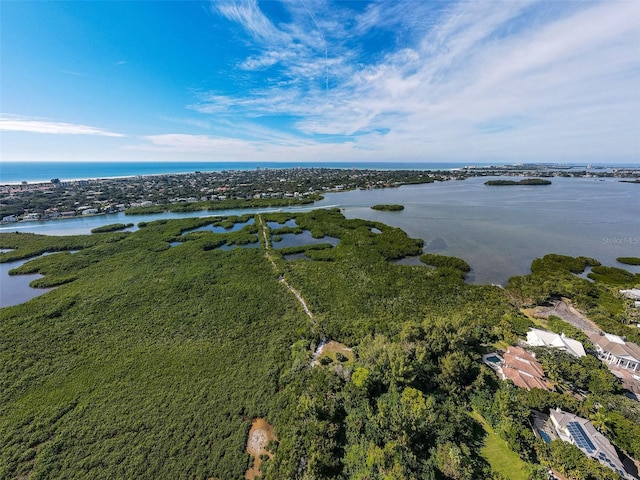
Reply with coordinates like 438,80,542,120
1,0,639,163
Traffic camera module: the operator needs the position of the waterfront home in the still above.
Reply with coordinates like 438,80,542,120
1,215,18,223
525,328,586,357
547,408,635,479
588,332,640,372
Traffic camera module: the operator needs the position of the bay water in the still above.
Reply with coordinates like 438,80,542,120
1,176,638,307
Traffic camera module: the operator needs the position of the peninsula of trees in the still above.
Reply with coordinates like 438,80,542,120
618,257,640,266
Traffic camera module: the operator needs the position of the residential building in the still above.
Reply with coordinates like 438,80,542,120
620,289,640,301
548,408,635,479
500,346,552,391
588,332,640,372
525,328,586,357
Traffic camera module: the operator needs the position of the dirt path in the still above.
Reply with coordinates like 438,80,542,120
283,281,313,319
531,298,600,333
258,215,314,321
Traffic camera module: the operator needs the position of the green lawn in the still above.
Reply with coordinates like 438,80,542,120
470,410,531,480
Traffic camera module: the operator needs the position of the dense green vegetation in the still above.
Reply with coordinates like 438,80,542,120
617,256,640,266
587,265,640,285
484,178,552,186
507,253,640,343
125,196,320,215
2,213,639,479
1,216,308,479
419,253,471,278
90,223,134,233
370,204,404,211
545,315,589,344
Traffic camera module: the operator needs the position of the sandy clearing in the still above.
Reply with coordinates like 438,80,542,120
245,418,276,480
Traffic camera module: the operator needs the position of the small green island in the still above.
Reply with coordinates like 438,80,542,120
371,203,404,211
617,256,640,266
485,178,552,186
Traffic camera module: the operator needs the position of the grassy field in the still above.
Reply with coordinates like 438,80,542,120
470,410,531,480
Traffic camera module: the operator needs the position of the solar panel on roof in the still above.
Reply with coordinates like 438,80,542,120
566,422,596,454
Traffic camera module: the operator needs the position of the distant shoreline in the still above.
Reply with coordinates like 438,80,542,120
2,161,639,185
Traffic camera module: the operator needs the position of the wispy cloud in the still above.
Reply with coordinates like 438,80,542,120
212,0,288,44
193,0,639,161
61,70,97,79
0,115,125,137
129,132,371,162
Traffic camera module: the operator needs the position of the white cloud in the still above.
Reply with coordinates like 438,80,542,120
128,132,385,163
4,1,636,163
212,0,288,44
0,115,125,137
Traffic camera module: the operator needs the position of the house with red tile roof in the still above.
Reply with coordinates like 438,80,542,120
498,346,552,391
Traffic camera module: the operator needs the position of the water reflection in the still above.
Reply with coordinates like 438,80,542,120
181,218,255,235
268,219,297,229
391,256,424,266
0,257,52,307
283,253,311,261
272,231,340,249
218,243,259,251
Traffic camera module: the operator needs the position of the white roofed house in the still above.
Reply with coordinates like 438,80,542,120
588,332,640,373
525,328,586,358
620,289,640,301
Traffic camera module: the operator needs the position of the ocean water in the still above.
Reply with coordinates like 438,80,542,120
1,161,476,184
3,161,637,184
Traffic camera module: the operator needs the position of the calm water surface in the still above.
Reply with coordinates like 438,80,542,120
316,176,639,284
0,257,52,307
1,177,638,293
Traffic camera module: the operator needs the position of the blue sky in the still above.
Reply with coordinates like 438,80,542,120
1,0,639,163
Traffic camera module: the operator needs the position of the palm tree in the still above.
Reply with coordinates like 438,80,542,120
590,408,611,436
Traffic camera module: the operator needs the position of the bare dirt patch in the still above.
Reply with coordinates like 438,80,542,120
245,418,276,480
531,298,600,333
313,340,353,366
